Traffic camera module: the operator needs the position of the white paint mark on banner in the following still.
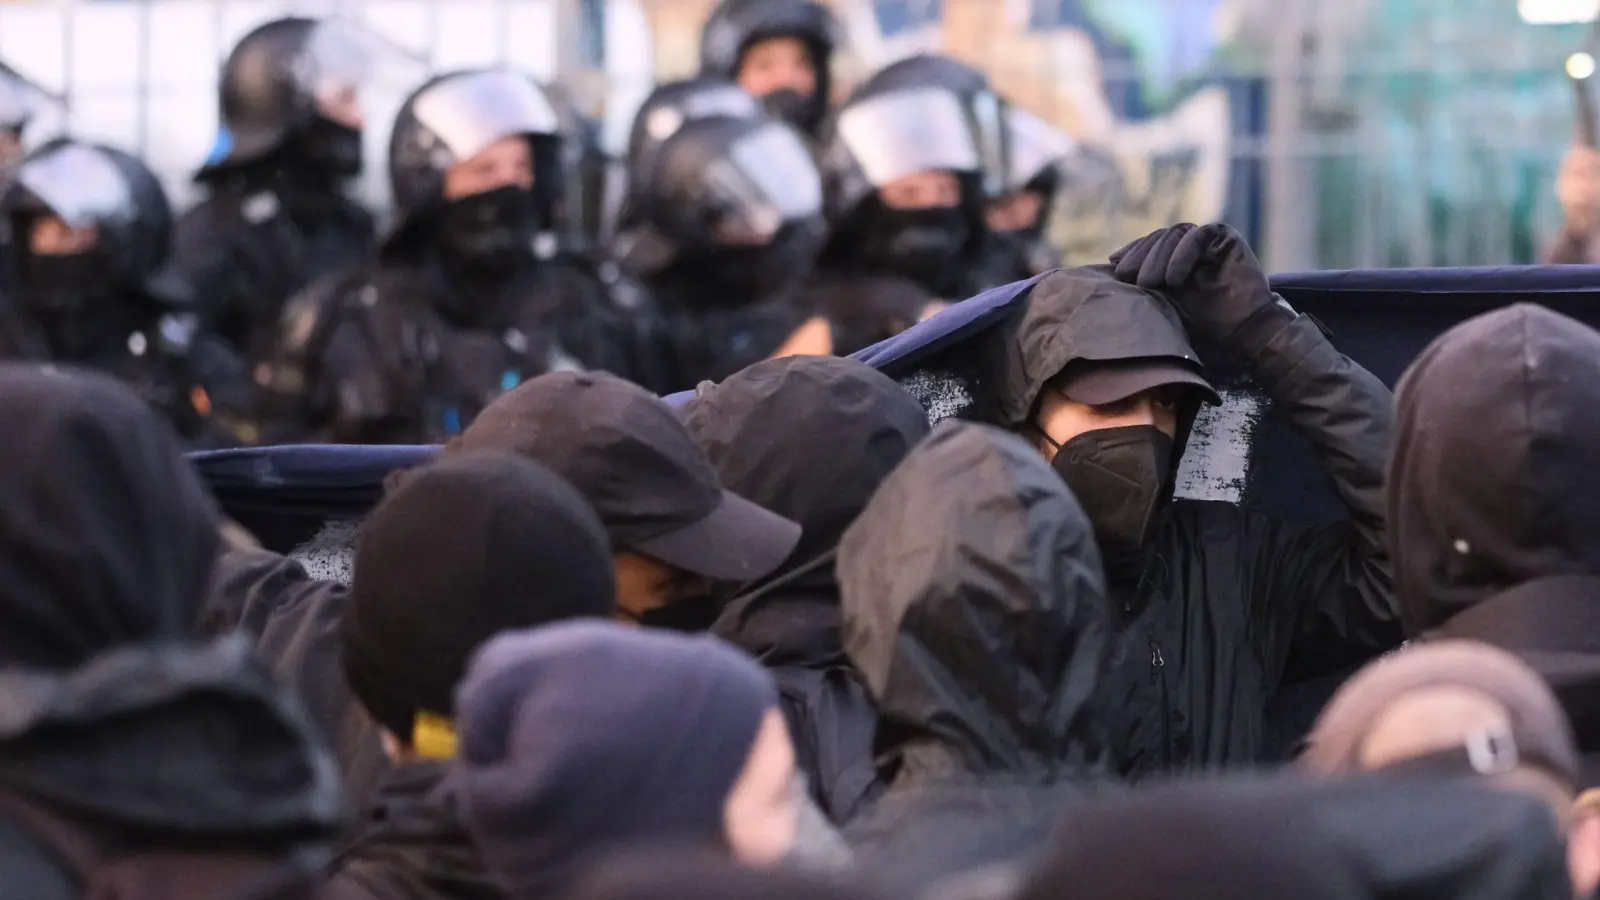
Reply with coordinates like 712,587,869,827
1175,388,1263,503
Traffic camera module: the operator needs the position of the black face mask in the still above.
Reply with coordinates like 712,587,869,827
762,88,818,134
859,205,970,294
435,185,540,273
631,593,723,633
294,116,364,180
22,250,109,315
1044,424,1174,584
687,223,821,300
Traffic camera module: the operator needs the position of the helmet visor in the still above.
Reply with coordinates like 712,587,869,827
1005,106,1074,191
836,86,980,187
412,70,561,163
13,144,133,229
699,121,822,245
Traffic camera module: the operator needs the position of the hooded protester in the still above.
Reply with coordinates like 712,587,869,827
805,55,999,355
837,421,1111,891
615,113,826,389
566,852,889,900
319,452,618,900
1388,303,1600,785
454,622,851,899
975,105,1074,284
698,0,840,139
0,364,343,900
173,18,381,375
0,139,255,446
681,356,930,822
996,225,1397,779
1300,641,1600,897
444,370,803,627
263,69,666,444
1015,776,1572,900
205,370,800,805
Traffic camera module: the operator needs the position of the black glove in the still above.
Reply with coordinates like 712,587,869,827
1110,222,1290,349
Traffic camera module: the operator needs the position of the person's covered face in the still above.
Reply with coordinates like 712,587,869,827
28,213,97,256
737,35,818,130
612,552,716,632
20,212,104,314
1030,364,1199,584
986,188,1045,234
722,708,801,865
879,169,961,211
436,135,541,270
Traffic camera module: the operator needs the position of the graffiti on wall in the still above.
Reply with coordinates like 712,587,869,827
643,0,1250,262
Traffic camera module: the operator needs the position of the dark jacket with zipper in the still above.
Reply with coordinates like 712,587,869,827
1390,302,1600,786
981,266,1398,781
683,356,930,822
319,763,499,900
837,422,1114,892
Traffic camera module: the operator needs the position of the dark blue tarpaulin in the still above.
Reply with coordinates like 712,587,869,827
191,265,1600,553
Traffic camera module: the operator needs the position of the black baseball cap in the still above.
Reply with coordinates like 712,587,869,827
1050,357,1219,407
447,371,802,582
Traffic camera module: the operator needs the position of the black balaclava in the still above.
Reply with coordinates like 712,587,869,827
1042,425,1173,585
667,222,821,302
435,184,542,277
287,114,365,181
853,197,970,296
20,248,114,317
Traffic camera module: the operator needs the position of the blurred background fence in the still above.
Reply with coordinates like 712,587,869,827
0,0,1594,270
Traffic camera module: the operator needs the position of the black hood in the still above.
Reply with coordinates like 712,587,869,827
683,356,930,666
837,421,1109,780
990,264,1217,429
0,364,221,669
332,762,499,900
1390,303,1600,635
0,634,344,841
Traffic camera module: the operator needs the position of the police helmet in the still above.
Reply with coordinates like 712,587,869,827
614,114,824,277
699,0,840,133
199,17,384,177
820,54,998,222
618,78,765,230
540,80,607,248
2,139,179,303
384,69,563,254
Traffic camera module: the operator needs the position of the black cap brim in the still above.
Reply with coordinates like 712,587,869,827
1061,361,1220,407
631,489,802,582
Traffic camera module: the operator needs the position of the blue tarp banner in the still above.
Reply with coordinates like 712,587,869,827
191,265,1600,553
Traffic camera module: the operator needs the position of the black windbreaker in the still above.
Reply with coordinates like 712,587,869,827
682,356,930,822
981,265,1398,780
0,365,342,897
262,252,666,444
173,172,375,367
838,421,1111,892
321,762,500,900
1390,302,1600,784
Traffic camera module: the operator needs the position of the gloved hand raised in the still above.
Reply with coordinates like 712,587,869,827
1109,222,1289,350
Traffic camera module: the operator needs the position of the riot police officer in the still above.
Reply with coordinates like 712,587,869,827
977,104,1076,283
608,76,765,241
172,18,380,375
264,69,663,445
807,54,997,355
0,140,251,445
699,0,839,139
614,111,825,388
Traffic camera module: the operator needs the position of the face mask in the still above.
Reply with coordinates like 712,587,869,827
762,88,817,134
22,250,108,315
436,185,539,272
1044,424,1173,584
688,223,821,300
632,592,723,633
295,116,364,180
859,206,970,294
